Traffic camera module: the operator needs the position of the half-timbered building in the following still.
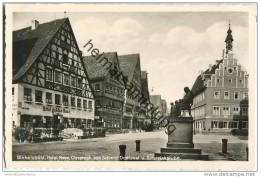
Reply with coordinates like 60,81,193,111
118,54,145,129
83,52,125,129
12,18,95,129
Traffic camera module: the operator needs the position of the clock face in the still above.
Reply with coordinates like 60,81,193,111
228,68,233,74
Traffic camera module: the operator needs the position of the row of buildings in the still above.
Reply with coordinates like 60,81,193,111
190,24,249,134
12,18,154,130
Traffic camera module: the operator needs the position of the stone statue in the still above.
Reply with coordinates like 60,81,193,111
180,87,193,116
170,87,194,118
170,100,182,118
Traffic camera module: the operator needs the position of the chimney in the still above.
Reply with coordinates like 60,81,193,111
31,20,39,30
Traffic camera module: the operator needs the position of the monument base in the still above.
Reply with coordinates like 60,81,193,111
155,116,208,160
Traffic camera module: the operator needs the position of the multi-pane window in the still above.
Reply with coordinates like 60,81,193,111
55,94,61,105
224,91,229,100
88,101,93,110
242,122,248,129
46,92,52,104
63,50,68,64
46,68,52,81
211,121,218,129
77,78,82,88
241,107,248,116
219,121,224,128
77,98,82,108
234,92,239,100
35,90,43,103
83,100,87,109
228,122,238,129
24,88,32,101
214,91,220,99
71,76,76,87
223,122,228,129
63,95,69,106
71,97,75,107
63,73,70,86
212,106,220,115
54,70,61,83
233,107,240,114
223,106,230,115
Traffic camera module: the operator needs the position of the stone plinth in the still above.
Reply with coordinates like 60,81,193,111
155,116,208,160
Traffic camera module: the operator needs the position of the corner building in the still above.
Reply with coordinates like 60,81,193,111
12,18,95,129
83,52,125,129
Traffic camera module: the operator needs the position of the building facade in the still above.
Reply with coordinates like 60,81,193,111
12,18,95,129
150,95,168,118
191,24,249,134
118,54,145,129
83,52,125,129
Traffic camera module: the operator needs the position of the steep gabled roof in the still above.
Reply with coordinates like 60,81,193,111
118,54,140,83
83,52,119,80
13,18,68,81
191,59,223,96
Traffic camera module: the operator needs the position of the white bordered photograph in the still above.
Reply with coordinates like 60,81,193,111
2,2,258,172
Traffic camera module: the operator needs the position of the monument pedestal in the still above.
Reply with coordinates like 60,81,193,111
155,116,208,160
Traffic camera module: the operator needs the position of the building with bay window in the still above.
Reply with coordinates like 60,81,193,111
191,24,249,134
118,54,146,129
12,18,95,129
83,52,125,129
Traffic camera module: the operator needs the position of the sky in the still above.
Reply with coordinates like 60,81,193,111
13,11,249,108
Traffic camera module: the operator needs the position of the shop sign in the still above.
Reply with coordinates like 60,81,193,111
43,105,52,111
52,106,62,113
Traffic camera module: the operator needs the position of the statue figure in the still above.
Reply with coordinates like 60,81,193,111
170,87,193,118
170,100,182,118
180,87,194,116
